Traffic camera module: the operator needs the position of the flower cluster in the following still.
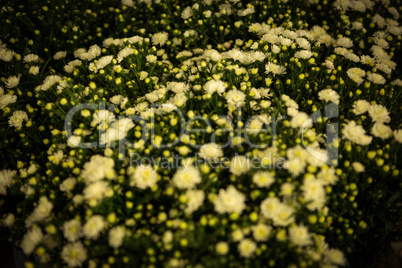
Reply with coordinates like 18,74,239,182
1,0,401,267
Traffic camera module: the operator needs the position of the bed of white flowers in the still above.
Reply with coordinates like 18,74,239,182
1,0,401,267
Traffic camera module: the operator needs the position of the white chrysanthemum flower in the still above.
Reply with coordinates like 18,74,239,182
83,181,111,201
342,121,372,145
67,135,82,148
131,165,158,189
185,189,205,214
25,196,53,227
63,219,82,242
295,38,311,50
181,6,193,19
347,67,365,85
198,143,224,161
93,55,113,71
289,224,312,246
6,76,20,88
21,227,43,255
280,182,295,196
59,178,77,194
81,155,115,183
214,185,246,214
318,88,339,103
265,62,286,76
23,54,39,63
317,167,338,185
252,223,272,241
203,49,222,61
262,33,279,44
53,51,67,60
152,32,168,46
252,171,275,187
394,130,402,143
172,165,201,189
117,47,134,63
167,82,190,94
224,48,245,62
238,239,257,258
61,241,87,267
285,157,306,177
109,226,125,249
371,123,393,140
64,59,81,73
146,54,157,63
301,178,326,211
204,79,226,96
335,37,353,48
294,50,313,59
325,59,335,70
229,155,252,176
352,100,371,115
28,66,40,75
0,94,17,110
225,89,246,108
83,215,105,239
368,104,390,123
367,73,386,84
324,248,346,266
40,75,62,91
290,112,312,129
232,228,244,242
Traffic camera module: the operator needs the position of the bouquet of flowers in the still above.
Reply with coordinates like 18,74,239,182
0,0,401,267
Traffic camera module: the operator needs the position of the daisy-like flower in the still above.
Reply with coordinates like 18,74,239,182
238,239,257,258
146,54,157,63
294,50,313,59
371,123,393,139
251,223,272,241
198,143,224,161
109,226,125,249
225,89,246,107
229,155,252,176
172,165,201,189
0,169,16,195
9,110,28,128
152,32,168,46
265,62,286,76
342,121,372,145
184,189,205,214
61,241,87,267
347,67,365,85
368,104,390,123
21,227,43,255
289,224,312,246
23,54,39,63
252,171,275,187
29,66,40,75
214,185,246,214
0,94,17,109
204,79,226,96
367,73,386,84
131,165,158,189
83,215,105,239
352,100,370,115
318,88,339,103
63,219,82,242
53,51,67,60
6,76,20,88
